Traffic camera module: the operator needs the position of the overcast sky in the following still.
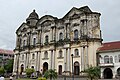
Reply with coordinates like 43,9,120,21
0,0,120,50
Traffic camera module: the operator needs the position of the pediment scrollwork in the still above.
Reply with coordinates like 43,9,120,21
44,29,50,33
58,26,64,29
23,34,27,37
32,31,38,35
70,13,80,20
42,20,52,27
72,23,79,27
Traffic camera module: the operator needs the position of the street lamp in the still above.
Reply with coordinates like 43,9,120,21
71,54,74,80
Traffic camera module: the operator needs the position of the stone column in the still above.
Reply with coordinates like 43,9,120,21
50,50,53,69
37,30,40,44
53,26,56,41
27,53,30,68
25,53,28,68
16,36,19,47
25,53,27,69
84,46,87,69
81,46,85,71
67,48,70,71
51,27,54,41
64,49,67,71
52,50,55,69
86,46,89,67
38,51,41,71
13,54,17,72
36,52,38,71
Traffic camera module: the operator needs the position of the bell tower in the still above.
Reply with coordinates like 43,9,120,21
26,10,39,27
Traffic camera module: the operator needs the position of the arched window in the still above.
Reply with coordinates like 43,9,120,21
23,40,26,47
20,64,24,74
118,54,120,62
32,54,35,59
74,49,79,56
19,38,22,47
44,51,48,58
59,32,63,40
22,54,24,60
117,68,120,75
104,55,109,63
33,38,36,46
74,29,78,40
45,35,49,43
31,66,34,69
110,56,113,63
115,56,118,63
59,50,62,58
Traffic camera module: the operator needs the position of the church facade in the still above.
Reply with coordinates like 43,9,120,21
13,6,102,76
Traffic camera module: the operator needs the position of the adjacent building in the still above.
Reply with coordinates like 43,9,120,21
0,48,14,67
13,6,102,76
97,41,120,79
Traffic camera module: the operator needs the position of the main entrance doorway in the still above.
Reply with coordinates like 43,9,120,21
43,62,48,74
74,62,80,75
58,65,62,75
103,68,113,79
20,64,24,75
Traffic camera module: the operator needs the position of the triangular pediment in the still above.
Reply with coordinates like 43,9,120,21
38,15,58,25
63,6,92,19
16,23,29,34
79,6,92,13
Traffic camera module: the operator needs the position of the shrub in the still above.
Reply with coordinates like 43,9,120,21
0,67,5,75
44,69,57,80
85,66,100,80
25,68,35,77
38,77,46,80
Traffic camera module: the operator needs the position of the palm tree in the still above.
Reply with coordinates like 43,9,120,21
85,66,100,80
44,69,57,80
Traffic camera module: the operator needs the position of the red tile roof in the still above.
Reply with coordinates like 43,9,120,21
0,49,14,55
98,41,120,52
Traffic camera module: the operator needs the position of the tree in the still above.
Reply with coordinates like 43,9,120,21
4,59,14,73
85,66,100,80
44,69,57,80
0,67,5,75
25,68,35,78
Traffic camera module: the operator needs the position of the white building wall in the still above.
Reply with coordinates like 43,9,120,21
99,51,120,78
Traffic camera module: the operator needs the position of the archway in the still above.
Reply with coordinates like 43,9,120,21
74,61,80,75
117,68,120,75
103,68,113,79
20,64,24,75
43,62,48,74
31,66,34,69
58,65,62,75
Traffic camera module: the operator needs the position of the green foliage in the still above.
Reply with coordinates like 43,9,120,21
44,69,57,80
38,77,46,80
4,59,14,73
85,66,100,80
0,67,5,75
25,68,35,77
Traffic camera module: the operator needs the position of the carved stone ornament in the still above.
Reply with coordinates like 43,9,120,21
58,26,64,29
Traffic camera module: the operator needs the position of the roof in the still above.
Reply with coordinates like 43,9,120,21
97,41,120,52
0,49,14,55
26,9,39,20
